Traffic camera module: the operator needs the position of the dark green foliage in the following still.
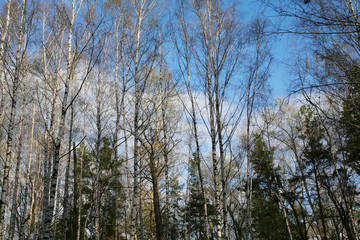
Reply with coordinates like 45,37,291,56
184,154,215,240
299,107,332,239
63,138,124,240
340,65,360,174
250,135,290,240
186,156,206,239
300,106,332,179
168,174,184,239
298,106,358,239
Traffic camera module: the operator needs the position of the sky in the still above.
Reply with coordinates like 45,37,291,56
269,35,295,97
166,0,297,98
241,0,297,97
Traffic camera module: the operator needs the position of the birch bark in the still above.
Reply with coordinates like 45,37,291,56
8,91,27,240
0,1,27,237
0,0,12,124
43,1,84,239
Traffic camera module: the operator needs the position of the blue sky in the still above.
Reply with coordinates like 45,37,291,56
167,0,296,97
241,0,296,97
269,35,294,96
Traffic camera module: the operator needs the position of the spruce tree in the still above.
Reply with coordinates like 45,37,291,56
185,155,215,239
250,135,289,240
340,65,360,174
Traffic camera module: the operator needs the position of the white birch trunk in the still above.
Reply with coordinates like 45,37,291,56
61,100,75,240
130,3,143,238
8,92,27,240
0,1,27,237
43,1,84,239
0,0,12,124
40,11,65,238
24,96,36,238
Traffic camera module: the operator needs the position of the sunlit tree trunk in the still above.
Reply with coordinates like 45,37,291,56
75,29,91,240
0,0,12,125
61,97,75,240
40,8,65,237
130,1,149,238
162,99,170,240
8,91,27,240
0,1,27,237
43,1,85,239
24,94,37,238
130,9,142,240
215,82,227,239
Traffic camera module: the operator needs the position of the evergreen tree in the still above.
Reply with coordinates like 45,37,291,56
299,106,332,239
70,138,122,240
250,135,290,240
300,105,358,239
168,174,183,240
340,65,360,174
185,155,215,239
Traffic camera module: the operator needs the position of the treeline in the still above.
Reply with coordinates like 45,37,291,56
0,0,359,239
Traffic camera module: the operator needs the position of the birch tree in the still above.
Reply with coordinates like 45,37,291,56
179,0,244,238
123,0,163,238
173,0,210,237
8,86,28,239
0,1,30,237
0,0,12,125
40,0,99,238
243,18,272,240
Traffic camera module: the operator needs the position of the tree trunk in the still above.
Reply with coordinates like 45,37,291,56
175,3,211,235
24,96,36,238
61,102,75,240
40,22,64,240
210,95,222,240
149,151,163,240
43,1,81,238
75,29,90,240
123,103,130,240
130,4,143,239
0,0,12,125
73,141,79,240
8,92,27,240
159,48,171,240
0,1,27,237
215,80,228,239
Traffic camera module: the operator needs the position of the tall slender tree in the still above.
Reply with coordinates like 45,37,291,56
0,1,30,237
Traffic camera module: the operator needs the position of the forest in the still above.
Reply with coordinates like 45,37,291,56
0,0,359,239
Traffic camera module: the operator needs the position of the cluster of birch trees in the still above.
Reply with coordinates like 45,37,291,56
0,0,360,239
